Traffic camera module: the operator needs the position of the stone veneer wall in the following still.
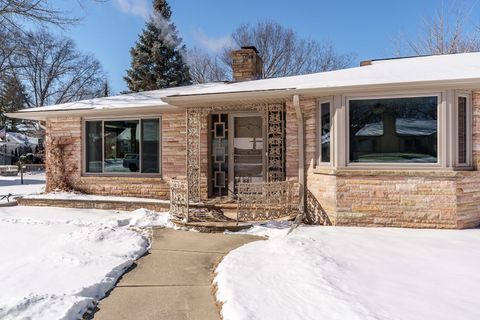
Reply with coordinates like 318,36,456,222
45,112,187,199
456,91,480,228
298,91,480,229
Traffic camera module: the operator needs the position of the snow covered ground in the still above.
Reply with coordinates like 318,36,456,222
0,205,171,319
0,172,45,201
216,224,480,320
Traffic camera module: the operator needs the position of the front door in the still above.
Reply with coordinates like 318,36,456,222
229,114,264,194
208,113,265,198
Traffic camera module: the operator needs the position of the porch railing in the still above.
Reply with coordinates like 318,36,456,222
170,178,296,223
169,179,189,222
236,180,295,221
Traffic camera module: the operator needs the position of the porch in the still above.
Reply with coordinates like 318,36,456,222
174,103,301,225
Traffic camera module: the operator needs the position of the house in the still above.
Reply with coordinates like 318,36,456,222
8,48,480,229
0,130,39,165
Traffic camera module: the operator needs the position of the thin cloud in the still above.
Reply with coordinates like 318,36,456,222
193,28,234,53
114,0,150,19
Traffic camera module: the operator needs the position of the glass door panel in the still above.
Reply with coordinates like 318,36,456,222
233,115,264,190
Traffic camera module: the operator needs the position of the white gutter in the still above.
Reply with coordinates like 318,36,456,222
6,105,183,121
293,94,305,214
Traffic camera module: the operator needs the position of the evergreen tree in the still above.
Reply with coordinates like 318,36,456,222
0,76,29,128
124,0,191,92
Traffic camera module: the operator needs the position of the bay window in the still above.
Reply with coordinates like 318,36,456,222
349,96,439,164
84,118,161,174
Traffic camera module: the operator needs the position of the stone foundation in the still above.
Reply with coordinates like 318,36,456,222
306,169,480,229
16,197,170,212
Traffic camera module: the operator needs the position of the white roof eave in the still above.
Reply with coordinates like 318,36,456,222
6,104,184,121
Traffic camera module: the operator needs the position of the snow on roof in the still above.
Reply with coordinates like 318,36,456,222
166,52,480,97
5,132,38,145
15,83,225,113
10,52,480,116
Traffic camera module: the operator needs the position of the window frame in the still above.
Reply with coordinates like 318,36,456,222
82,116,162,177
454,91,472,167
345,92,443,168
316,98,333,166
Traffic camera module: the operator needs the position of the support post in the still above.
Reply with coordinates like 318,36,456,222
293,94,305,215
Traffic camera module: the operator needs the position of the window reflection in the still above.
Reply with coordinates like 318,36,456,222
141,119,160,173
86,121,102,173
104,120,140,172
349,96,438,163
320,102,331,163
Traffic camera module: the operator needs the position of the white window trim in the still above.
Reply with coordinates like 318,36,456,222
82,116,162,177
345,92,444,169
316,98,333,166
454,91,473,167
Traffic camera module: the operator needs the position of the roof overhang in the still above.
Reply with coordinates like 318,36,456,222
6,104,184,121
297,78,480,97
162,88,296,107
7,77,480,120
163,78,480,107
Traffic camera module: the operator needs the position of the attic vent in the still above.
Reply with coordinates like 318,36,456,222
360,60,372,66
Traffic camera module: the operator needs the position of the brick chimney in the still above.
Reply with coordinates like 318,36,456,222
231,46,263,81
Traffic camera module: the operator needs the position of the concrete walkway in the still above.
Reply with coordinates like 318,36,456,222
92,228,261,320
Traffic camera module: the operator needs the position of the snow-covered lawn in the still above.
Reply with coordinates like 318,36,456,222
216,225,480,320
0,172,45,200
0,205,170,319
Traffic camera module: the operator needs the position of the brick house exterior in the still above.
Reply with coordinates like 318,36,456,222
10,49,480,229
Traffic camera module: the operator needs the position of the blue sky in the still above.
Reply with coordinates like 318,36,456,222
50,0,480,93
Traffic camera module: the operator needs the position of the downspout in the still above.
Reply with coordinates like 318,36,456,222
293,94,306,215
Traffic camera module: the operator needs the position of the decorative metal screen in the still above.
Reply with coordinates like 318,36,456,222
170,179,189,221
266,104,286,182
186,109,202,202
236,180,295,221
210,113,229,197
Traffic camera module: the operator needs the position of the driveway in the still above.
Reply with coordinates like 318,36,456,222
92,228,261,319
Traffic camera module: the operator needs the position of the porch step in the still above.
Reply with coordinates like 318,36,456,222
171,219,253,233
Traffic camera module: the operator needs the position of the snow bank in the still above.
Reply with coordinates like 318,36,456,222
216,226,480,320
0,206,171,319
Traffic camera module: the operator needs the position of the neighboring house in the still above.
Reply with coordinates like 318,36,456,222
8,48,480,229
0,131,39,165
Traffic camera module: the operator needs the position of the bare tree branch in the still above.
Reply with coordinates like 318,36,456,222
0,0,79,31
222,20,355,79
187,47,227,84
395,3,480,55
10,29,108,107
0,0,108,39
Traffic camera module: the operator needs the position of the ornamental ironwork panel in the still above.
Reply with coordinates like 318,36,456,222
210,113,229,197
186,109,202,202
266,103,286,182
170,178,189,221
236,180,295,221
